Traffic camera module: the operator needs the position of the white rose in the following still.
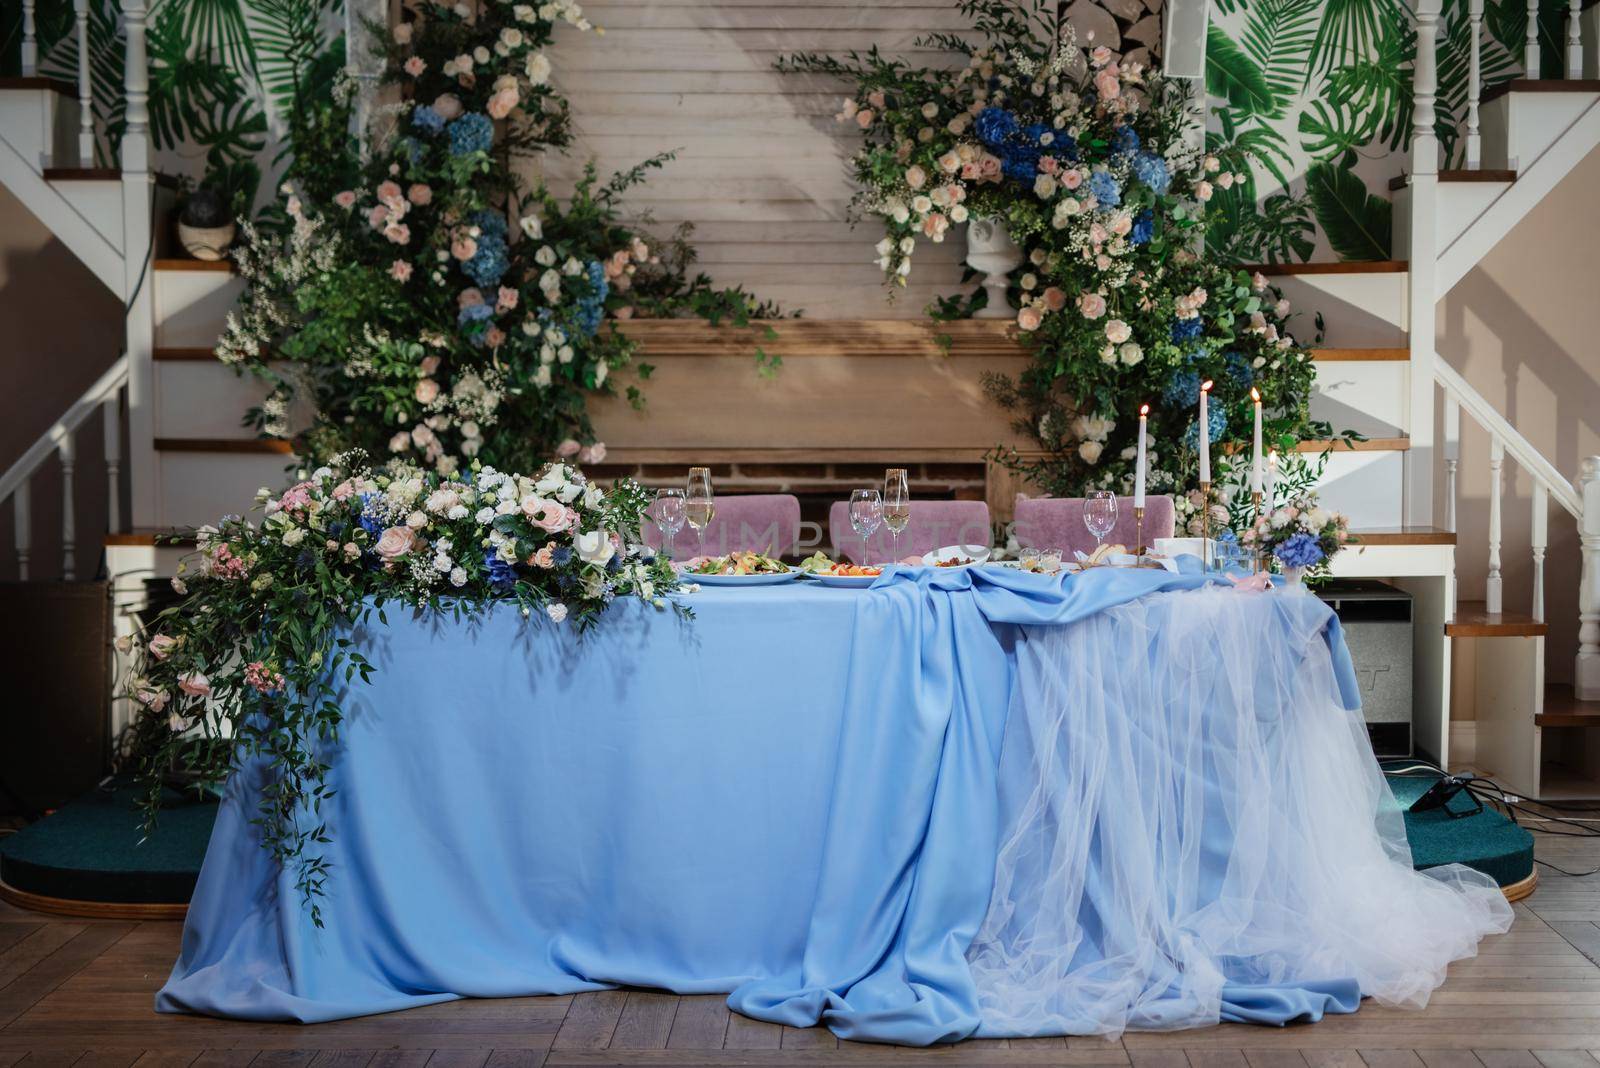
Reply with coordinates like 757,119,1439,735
525,51,551,84
450,566,468,587
546,602,569,623
1033,173,1057,199
282,527,306,547
1078,440,1104,464
519,216,543,240
574,529,616,567
1119,341,1143,366
1104,319,1131,344
921,102,939,120
950,204,969,223
535,245,557,267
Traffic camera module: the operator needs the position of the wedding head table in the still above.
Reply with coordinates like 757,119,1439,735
158,562,1511,1043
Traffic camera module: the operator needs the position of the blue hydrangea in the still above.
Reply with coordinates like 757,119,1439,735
1275,531,1326,570
572,260,610,337
1223,349,1254,387
1001,150,1039,182
1162,369,1201,408
471,209,509,239
1052,132,1079,162
411,105,444,136
458,301,495,344
1087,170,1121,207
448,113,494,156
463,232,509,288
1113,126,1141,154
1171,316,1204,343
1130,209,1153,245
974,107,1018,147
1132,151,1170,195
1183,403,1229,452
1021,122,1050,146
484,549,518,592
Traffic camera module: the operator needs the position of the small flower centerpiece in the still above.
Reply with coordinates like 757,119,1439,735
1243,493,1352,585
121,455,683,923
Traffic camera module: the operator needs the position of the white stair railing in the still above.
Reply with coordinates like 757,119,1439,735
1435,358,1599,699
1,354,128,581
20,1,37,75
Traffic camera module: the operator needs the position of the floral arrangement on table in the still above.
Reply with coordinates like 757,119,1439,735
121,455,683,923
1241,492,1352,580
220,0,783,477
779,0,1346,515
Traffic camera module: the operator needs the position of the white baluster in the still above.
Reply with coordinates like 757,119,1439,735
1444,394,1461,531
1487,436,1504,616
121,0,150,175
1569,0,1584,79
1578,456,1600,700
1526,0,1541,76
1531,482,1548,622
1467,0,1485,168
13,481,31,581
1407,1,1442,527
59,436,76,581
75,0,93,165
21,0,37,76
103,392,122,534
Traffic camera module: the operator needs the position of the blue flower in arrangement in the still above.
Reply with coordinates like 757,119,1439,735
458,301,495,344
1171,316,1204,343
571,261,610,337
1113,125,1141,154
484,550,518,592
1223,349,1254,387
357,494,384,536
411,105,445,136
551,545,573,568
1161,369,1201,408
447,113,494,156
463,232,510,288
1133,151,1171,195
1183,403,1229,452
974,106,1018,147
471,209,509,239
1275,531,1326,570
1087,170,1121,207
1052,132,1080,162
1129,210,1153,246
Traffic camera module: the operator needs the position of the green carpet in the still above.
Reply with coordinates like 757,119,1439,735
0,779,217,904
1387,769,1535,888
0,769,1536,906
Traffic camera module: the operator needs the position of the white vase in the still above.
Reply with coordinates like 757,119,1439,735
1280,565,1306,588
965,216,1022,319
178,220,236,261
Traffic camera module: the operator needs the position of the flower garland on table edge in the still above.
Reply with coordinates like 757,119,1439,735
121,456,686,924
780,0,1354,533
220,0,786,481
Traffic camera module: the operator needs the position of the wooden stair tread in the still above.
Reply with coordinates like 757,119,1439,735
1538,684,1600,728
154,258,236,273
1483,78,1600,104
1446,601,1548,638
1347,526,1456,546
153,347,220,361
0,76,75,96
104,530,197,548
1242,261,1407,276
1311,347,1409,362
1221,436,1409,454
154,437,293,454
1388,169,1516,190
44,167,181,188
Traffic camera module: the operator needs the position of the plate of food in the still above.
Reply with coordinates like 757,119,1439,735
926,544,991,568
796,552,884,588
679,552,799,585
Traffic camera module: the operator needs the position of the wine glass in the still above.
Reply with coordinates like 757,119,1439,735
653,487,685,562
1084,491,1118,551
849,489,883,564
882,468,910,562
685,467,715,556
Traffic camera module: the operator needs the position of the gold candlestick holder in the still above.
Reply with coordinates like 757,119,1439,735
1200,479,1213,571
1134,505,1145,560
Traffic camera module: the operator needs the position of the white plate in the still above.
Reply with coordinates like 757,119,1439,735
815,573,880,588
927,544,991,566
683,569,801,586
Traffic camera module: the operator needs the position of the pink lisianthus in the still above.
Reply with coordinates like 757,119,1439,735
243,660,284,694
135,682,169,711
390,260,413,283
556,438,581,458
178,672,212,698
148,634,178,660
374,526,417,563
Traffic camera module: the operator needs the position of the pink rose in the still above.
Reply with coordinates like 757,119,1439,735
533,546,555,568
391,260,413,283
375,526,417,563
458,287,485,308
385,222,410,245
403,56,426,77
420,355,440,375
522,497,569,532
614,305,634,320
1017,307,1043,331
1095,69,1121,101
497,286,519,312
432,93,463,121
333,190,356,210
855,108,875,128
1042,287,1067,312
367,204,389,229
393,23,412,44
407,183,433,206
415,378,440,404
556,438,581,458
178,672,212,698
867,89,886,109
578,442,607,464
1038,156,1060,176
149,634,177,660
1078,292,1107,319
1091,46,1113,68
1062,169,1084,190
487,87,519,119
1196,180,1213,202
376,180,403,206
452,235,478,261
484,326,506,348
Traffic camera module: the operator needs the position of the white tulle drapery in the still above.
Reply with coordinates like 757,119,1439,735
968,585,1513,1039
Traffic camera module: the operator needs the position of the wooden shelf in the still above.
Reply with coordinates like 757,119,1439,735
1483,78,1600,104
1311,347,1410,362
1348,526,1456,546
1388,169,1515,191
1446,601,1548,638
1537,684,1600,729
1221,437,1409,455
1244,261,1408,275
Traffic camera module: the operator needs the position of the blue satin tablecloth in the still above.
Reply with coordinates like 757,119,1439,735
157,564,1372,1041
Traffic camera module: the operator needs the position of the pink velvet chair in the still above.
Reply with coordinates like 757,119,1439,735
1011,495,1176,557
645,493,801,561
828,499,992,564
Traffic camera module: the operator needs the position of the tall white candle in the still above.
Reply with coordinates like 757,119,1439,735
1134,404,1148,508
1198,380,1212,484
1250,387,1263,494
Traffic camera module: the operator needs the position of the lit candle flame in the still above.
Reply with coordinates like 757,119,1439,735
1201,379,1213,393
1139,403,1149,416
1251,387,1261,403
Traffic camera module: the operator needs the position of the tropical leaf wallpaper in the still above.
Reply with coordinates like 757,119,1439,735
1203,0,1571,263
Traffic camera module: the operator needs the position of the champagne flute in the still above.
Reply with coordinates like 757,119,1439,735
653,487,685,562
1084,491,1118,553
685,467,715,556
882,468,910,562
849,489,883,565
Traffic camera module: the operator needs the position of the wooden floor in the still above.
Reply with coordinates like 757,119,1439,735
4,826,1600,1068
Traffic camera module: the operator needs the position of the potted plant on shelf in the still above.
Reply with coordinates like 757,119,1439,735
176,187,236,260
